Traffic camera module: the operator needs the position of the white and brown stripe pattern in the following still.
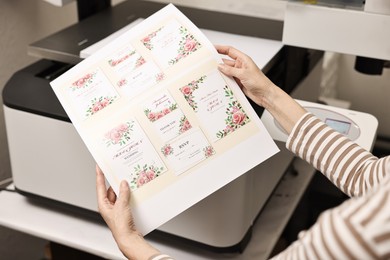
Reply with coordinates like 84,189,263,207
149,253,174,260
287,113,387,197
272,113,390,259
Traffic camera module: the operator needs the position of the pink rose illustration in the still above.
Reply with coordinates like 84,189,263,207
155,112,164,120
181,85,192,95
142,36,150,43
164,146,172,155
147,112,156,121
155,73,165,82
203,146,215,158
225,125,234,133
109,130,122,144
101,99,109,107
117,124,128,133
162,145,173,156
180,119,192,133
232,111,246,125
135,57,146,68
183,120,191,130
136,170,158,188
131,164,164,190
146,170,156,180
92,104,101,113
232,106,240,113
117,79,127,87
105,121,132,146
73,78,84,87
162,108,170,115
72,73,93,89
184,39,196,52
137,172,149,187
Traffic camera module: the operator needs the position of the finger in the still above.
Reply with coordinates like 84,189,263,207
218,63,242,79
96,165,108,203
235,58,243,68
118,180,131,207
221,58,235,67
215,45,233,56
215,45,243,60
107,186,117,204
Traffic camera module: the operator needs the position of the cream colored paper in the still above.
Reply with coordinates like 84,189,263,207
50,4,279,234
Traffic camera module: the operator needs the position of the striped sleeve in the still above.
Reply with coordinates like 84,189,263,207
286,113,389,197
148,254,174,260
270,179,390,260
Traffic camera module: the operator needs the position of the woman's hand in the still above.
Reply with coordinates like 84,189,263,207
216,45,306,134
215,45,276,109
96,165,160,259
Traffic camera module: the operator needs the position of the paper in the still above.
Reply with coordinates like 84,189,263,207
50,4,279,234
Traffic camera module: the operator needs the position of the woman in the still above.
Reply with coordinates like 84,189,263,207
96,45,390,259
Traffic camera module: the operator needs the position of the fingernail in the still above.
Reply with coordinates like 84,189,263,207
121,180,128,189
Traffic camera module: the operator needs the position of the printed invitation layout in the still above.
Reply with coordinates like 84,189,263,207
50,4,279,235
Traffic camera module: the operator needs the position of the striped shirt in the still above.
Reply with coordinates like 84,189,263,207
149,254,174,260
272,113,390,259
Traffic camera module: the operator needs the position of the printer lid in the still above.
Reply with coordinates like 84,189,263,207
3,60,72,122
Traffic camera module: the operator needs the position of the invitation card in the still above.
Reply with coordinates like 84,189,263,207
141,18,202,69
143,91,192,142
180,70,250,142
100,118,166,191
161,128,213,175
67,68,118,120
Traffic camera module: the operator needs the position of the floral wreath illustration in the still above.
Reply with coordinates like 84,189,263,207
108,50,136,67
155,72,165,83
161,144,174,157
180,75,207,112
216,86,250,139
179,115,192,134
117,79,127,87
71,72,96,91
203,145,215,158
85,96,116,117
134,56,146,69
130,164,165,190
141,27,163,50
168,26,202,66
104,121,134,147
144,103,178,122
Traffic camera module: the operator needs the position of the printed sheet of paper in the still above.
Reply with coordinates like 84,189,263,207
50,4,279,235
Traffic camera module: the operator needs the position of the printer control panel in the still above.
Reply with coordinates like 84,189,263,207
262,100,378,151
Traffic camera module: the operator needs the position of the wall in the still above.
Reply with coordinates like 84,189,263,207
0,0,77,258
146,0,286,20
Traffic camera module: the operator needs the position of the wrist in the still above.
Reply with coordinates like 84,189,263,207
260,81,281,111
264,86,307,134
118,232,160,260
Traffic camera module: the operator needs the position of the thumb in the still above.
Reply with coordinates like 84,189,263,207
118,180,131,206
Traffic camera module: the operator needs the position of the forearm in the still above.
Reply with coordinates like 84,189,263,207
261,84,307,135
286,113,389,196
271,180,390,260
